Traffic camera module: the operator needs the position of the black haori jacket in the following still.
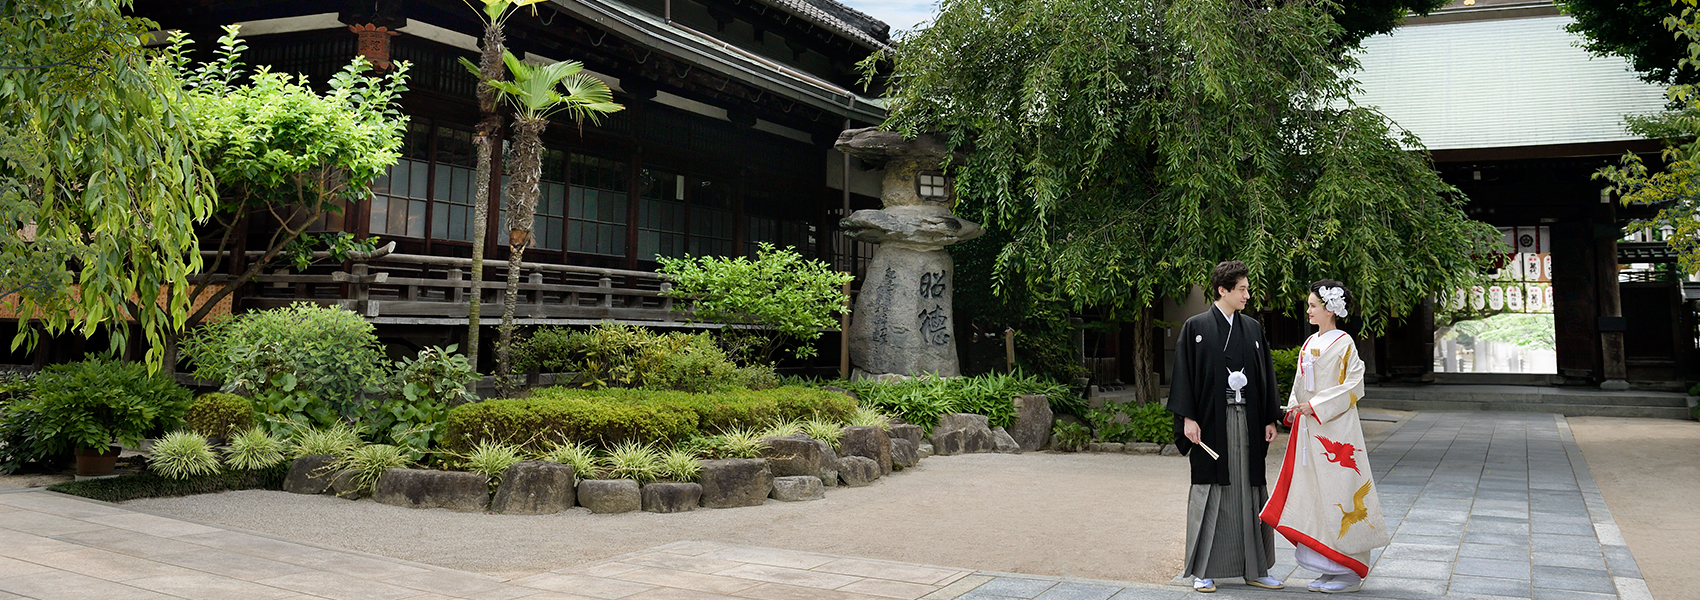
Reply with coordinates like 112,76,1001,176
1165,307,1282,486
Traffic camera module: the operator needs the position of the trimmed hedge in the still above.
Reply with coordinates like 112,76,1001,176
442,385,857,450
48,463,288,503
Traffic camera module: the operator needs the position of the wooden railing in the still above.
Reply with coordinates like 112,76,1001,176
194,249,689,326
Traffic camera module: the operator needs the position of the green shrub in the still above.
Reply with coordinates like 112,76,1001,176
441,385,855,451
378,345,477,449
536,441,599,479
1051,421,1090,451
657,243,854,364
517,323,753,393
1272,347,1299,402
602,441,663,483
225,426,286,470
332,444,411,497
1128,401,1173,444
148,431,222,480
49,463,287,502
180,303,388,430
11,358,192,457
0,370,48,474
660,449,700,482
186,393,254,439
1081,400,1172,444
837,372,1079,434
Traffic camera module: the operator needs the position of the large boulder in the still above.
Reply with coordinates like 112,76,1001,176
328,469,364,499
890,438,918,470
964,427,996,453
992,427,1021,453
373,469,489,512
839,426,892,476
938,413,990,433
641,482,702,513
769,476,825,501
578,479,641,514
930,429,965,456
283,454,338,495
698,459,773,508
886,424,923,450
1009,395,1053,451
490,461,575,515
837,456,881,487
809,439,840,486
760,437,822,478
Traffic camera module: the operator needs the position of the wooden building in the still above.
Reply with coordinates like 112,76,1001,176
27,0,896,369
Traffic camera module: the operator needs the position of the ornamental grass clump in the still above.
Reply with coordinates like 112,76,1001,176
757,420,803,439
801,417,844,449
225,426,286,470
462,441,524,481
659,449,700,482
602,441,663,484
846,406,891,430
537,441,599,480
290,423,362,458
148,431,222,480
681,427,768,459
332,444,410,496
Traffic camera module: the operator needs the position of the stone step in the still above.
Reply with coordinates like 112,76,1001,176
1360,384,1692,419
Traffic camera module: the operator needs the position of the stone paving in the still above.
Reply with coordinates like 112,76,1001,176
0,411,1658,600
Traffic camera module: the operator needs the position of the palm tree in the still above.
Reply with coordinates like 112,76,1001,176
461,0,542,375
487,50,622,394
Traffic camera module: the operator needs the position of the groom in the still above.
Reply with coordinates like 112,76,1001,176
1166,260,1283,592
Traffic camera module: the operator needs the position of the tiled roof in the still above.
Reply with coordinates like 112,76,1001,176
753,0,892,50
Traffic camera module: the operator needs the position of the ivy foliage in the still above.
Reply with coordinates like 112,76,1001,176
1595,0,1700,276
0,0,216,370
868,0,1502,334
658,243,855,364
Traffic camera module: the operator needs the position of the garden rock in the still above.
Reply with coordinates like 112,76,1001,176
839,426,892,475
917,442,933,459
992,427,1020,453
641,482,702,513
283,454,338,495
964,427,996,453
698,459,773,508
1124,442,1161,455
1161,445,1181,456
837,456,881,487
578,479,641,514
328,469,364,499
769,476,825,501
490,461,575,515
886,424,923,449
760,437,822,478
1088,442,1123,453
938,413,990,433
373,469,489,512
890,438,918,469
1010,395,1053,451
930,429,965,456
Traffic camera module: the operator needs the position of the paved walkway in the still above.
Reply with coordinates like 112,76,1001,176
0,412,1658,600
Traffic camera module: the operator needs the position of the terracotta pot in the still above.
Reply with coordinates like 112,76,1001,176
74,444,122,477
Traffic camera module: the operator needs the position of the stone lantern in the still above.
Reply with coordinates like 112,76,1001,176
836,128,983,379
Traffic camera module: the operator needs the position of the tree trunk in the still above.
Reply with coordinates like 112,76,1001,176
466,21,507,373
496,117,547,397
1131,304,1157,405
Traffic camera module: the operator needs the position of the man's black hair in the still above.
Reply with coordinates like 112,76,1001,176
1211,261,1249,299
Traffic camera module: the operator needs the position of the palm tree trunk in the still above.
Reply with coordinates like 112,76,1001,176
467,21,506,375
496,117,547,396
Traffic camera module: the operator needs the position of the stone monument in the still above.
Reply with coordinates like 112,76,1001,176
836,128,983,378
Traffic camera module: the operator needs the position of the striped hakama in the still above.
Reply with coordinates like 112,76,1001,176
1183,402,1276,580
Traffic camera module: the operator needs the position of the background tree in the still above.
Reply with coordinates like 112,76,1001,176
1596,0,1700,274
463,0,545,368
0,0,216,371
1557,0,1695,86
870,0,1500,400
486,52,622,394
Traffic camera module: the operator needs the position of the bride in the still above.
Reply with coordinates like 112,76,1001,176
1259,280,1389,594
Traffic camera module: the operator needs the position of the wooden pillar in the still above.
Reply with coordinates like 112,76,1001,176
1595,214,1629,389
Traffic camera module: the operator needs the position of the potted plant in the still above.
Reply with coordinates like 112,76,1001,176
12,358,192,476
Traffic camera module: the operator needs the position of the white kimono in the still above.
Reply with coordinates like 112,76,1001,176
1259,330,1389,577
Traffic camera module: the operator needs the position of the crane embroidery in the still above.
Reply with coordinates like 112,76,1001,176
1315,435,1361,474
1334,481,1374,539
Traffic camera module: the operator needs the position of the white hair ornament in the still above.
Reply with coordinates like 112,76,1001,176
1319,286,1349,319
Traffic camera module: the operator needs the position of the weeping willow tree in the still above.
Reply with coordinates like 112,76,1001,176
870,0,1500,395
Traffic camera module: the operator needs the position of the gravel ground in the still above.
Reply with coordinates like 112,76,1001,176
128,447,1278,584
1568,416,1700,600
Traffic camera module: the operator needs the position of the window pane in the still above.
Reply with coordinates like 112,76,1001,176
409,163,429,200
407,200,427,238
369,196,389,233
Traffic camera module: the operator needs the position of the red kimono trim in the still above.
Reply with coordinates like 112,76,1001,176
1259,417,1370,578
